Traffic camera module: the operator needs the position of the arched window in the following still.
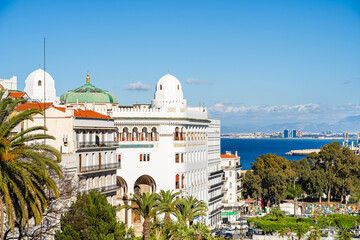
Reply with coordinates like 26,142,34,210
142,127,148,141
38,80,42,86
229,182,232,189
151,127,158,141
122,127,129,141
132,127,138,141
181,174,185,188
180,127,185,141
177,85,179,90
160,85,162,90
175,174,179,189
174,127,180,141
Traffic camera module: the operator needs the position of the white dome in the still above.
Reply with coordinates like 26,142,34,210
151,74,187,109
24,69,57,102
154,74,183,101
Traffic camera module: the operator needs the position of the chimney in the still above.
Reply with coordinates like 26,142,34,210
235,151,238,157
65,107,74,116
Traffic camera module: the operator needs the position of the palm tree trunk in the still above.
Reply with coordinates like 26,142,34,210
164,212,171,225
0,197,4,240
327,187,331,204
294,197,297,217
143,218,151,240
319,196,322,203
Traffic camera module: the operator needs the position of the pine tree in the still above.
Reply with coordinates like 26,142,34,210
55,191,125,240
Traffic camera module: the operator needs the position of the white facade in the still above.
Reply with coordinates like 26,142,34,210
24,69,58,103
221,151,242,222
0,76,17,91
92,74,222,229
207,119,224,229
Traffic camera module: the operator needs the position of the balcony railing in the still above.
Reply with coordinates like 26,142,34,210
83,184,120,194
222,177,228,182
79,162,121,173
76,141,118,148
237,186,242,192
222,164,242,170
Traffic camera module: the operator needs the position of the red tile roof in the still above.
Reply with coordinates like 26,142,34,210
221,154,238,158
15,102,53,111
73,109,112,120
15,103,111,120
9,91,27,98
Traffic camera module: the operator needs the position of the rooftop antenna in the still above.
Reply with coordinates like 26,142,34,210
43,37,46,143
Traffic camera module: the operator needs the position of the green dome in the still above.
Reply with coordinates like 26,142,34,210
60,75,118,104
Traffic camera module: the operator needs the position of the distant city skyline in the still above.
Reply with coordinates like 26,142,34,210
1,0,360,129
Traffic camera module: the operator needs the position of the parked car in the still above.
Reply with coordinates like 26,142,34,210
224,232,233,239
214,231,222,238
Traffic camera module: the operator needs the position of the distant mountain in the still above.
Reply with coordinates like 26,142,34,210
222,115,360,133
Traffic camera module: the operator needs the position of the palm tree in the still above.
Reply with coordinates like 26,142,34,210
175,196,208,226
157,190,181,224
0,92,62,239
287,184,304,217
120,192,159,240
191,222,211,240
268,206,286,221
336,227,354,240
307,226,321,240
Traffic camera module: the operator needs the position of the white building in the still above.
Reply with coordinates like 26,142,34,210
24,69,58,103
221,151,242,222
207,119,224,228
77,73,222,229
0,76,17,91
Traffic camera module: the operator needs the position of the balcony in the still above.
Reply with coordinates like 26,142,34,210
236,175,242,182
79,162,121,174
83,184,120,194
222,187,228,193
222,177,228,182
76,141,118,149
208,182,223,189
237,186,242,193
223,164,242,170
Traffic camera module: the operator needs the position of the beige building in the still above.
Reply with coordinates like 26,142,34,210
15,102,121,204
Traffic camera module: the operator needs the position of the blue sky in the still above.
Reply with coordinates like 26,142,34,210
1,0,360,129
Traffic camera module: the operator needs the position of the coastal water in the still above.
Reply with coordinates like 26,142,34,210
220,138,351,170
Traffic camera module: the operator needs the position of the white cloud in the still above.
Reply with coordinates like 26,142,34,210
125,82,151,91
186,78,214,85
210,103,321,114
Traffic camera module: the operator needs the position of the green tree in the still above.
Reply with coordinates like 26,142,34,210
252,154,295,205
0,92,62,239
307,226,321,240
120,192,159,240
306,169,327,202
287,184,305,217
55,191,124,240
307,141,360,203
242,170,262,199
267,206,286,221
293,222,311,240
157,190,181,224
335,227,354,240
175,196,208,226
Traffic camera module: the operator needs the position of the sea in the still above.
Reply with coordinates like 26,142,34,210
220,138,355,170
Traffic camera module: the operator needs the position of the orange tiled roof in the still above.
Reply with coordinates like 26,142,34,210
73,109,112,120
15,102,53,111
53,106,66,112
221,154,238,158
9,91,26,98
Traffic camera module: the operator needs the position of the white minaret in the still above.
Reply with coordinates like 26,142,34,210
24,69,57,102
